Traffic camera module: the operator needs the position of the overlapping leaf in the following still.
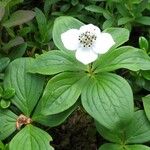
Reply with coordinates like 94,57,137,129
0,110,17,140
4,58,44,116
9,125,54,150
35,72,88,116
82,73,134,130
29,50,86,75
93,46,150,73
32,103,77,127
96,110,150,144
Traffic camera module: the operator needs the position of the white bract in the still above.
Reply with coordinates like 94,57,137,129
61,24,115,65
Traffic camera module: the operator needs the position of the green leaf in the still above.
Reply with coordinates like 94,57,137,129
82,73,134,130
99,144,150,150
125,110,150,144
19,27,31,36
103,28,130,49
32,102,77,127
135,16,150,25
0,109,17,140
85,5,106,14
95,121,122,143
35,72,88,116
2,36,24,51
0,6,5,21
127,145,150,150
141,70,150,80
131,0,143,4
9,125,54,150
93,46,150,73
116,3,130,17
99,144,123,150
0,141,4,150
0,57,10,72
96,110,150,144
3,10,35,28
35,8,47,40
29,50,86,75
102,19,113,30
9,43,27,61
44,0,60,15
118,17,133,26
3,88,15,99
139,36,149,51
0,87,3,97
4,58,44,116
143,95,150,122
53,16,84,51
3,0,24,8
0,99,10,108
71,0,79,6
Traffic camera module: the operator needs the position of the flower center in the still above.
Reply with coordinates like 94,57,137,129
78,31,97,48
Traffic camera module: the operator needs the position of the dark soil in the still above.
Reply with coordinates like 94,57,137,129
49,108,104,150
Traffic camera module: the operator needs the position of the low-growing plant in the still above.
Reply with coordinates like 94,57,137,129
1,0,150,150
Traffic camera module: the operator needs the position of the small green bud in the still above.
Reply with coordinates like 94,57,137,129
3,88,15,100
139,36,149,51
0,99,11,109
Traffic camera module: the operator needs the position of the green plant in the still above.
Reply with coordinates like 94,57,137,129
28,16,150,146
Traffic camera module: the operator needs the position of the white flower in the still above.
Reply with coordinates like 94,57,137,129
61,24,115,65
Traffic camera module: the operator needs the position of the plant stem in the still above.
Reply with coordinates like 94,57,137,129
87,63,93,75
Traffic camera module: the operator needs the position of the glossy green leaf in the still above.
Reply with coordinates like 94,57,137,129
95,121,122,143
0,110,17,140
125,110,150,144
143,95,150,122
53,16,84,51
139,36,149,51
96,110,150,144
4,58,44,116
93,46,150,73
29,50,86,75
82,73,134,130
3,10,35,28
0,57,10,72
9,125,54,150
35,72,88,116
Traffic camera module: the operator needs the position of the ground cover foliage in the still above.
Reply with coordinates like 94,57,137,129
0,0,150,150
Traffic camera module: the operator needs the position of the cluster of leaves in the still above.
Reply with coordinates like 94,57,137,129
0,0,150,150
